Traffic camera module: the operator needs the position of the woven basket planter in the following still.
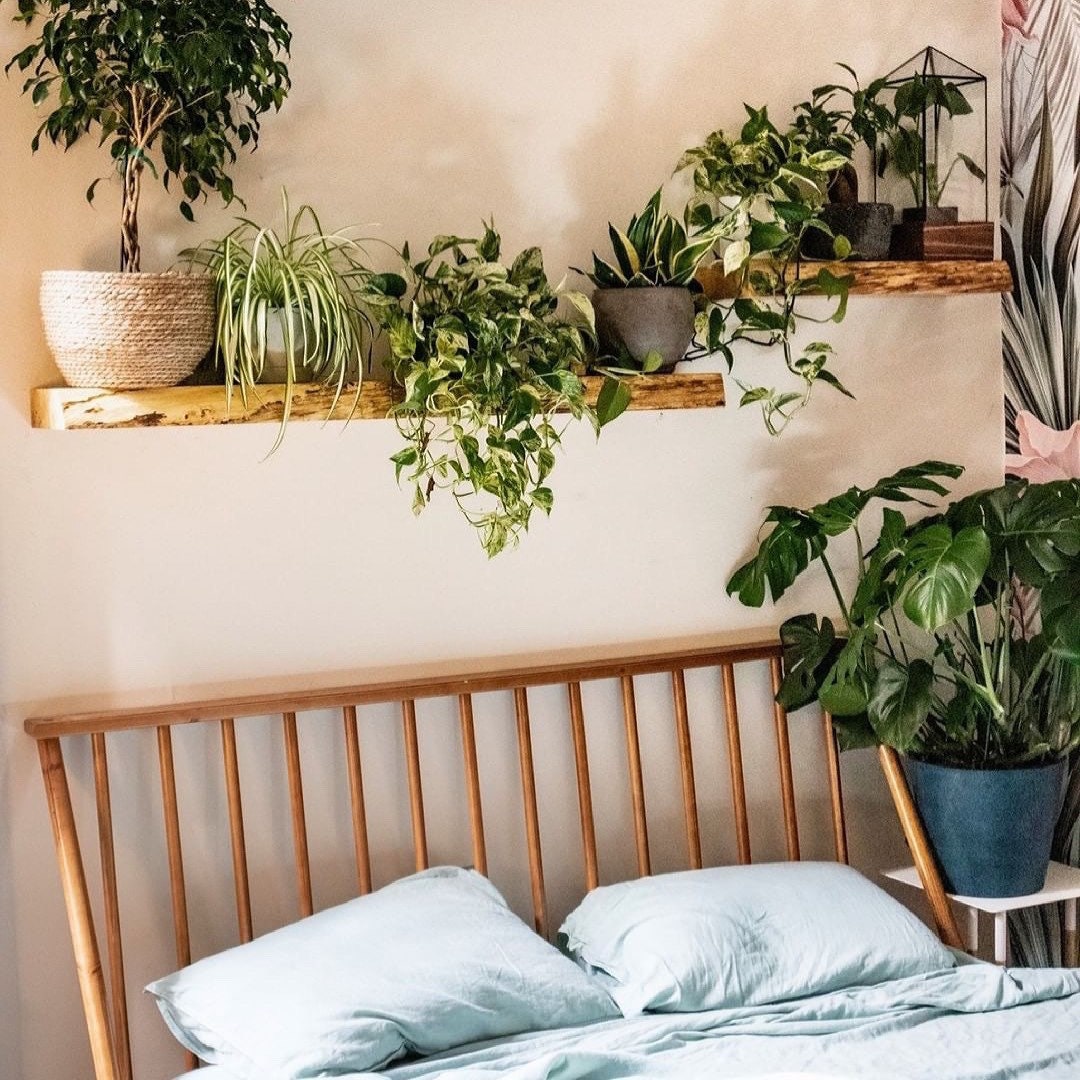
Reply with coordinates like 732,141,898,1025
40,271,216,389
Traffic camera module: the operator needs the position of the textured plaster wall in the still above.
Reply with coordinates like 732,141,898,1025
0,3,1001,1076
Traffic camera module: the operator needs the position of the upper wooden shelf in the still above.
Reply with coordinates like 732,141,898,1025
30,373,726,431
697,259,1013,299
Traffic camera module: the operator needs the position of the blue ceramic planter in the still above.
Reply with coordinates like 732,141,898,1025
904,756,1067,898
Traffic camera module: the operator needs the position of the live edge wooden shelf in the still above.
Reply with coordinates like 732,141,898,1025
30,373,726,431
697,258,1013,298
30,259,1013,432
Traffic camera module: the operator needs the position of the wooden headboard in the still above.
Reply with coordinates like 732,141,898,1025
25,634,960,1080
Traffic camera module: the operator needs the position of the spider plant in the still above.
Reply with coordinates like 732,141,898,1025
182,191,379,449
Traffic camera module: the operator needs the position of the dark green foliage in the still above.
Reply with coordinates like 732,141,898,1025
729,464,1080,767
5,0,291,268
581,188,724,289
876,74,986,209
369,225,600,557
678,104,855,434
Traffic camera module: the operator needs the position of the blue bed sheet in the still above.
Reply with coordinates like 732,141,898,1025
370,959,1080,1080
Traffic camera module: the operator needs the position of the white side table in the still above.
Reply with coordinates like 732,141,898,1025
884,862,1080,966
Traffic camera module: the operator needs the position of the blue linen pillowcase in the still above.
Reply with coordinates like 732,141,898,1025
558,861,956,1016
147,866,616,1079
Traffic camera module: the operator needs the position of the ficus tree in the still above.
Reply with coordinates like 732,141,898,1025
4,0,291,271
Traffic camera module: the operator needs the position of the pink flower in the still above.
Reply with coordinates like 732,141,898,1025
1005,411,1080,481
1003,0,1030,45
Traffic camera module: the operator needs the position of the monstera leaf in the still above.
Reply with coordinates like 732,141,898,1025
899,525,990,632
777,614,838,709
817,624,876,717
1040,570,1080,663
868,658,934,750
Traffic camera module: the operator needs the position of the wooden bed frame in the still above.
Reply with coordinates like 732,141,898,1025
25,635,962,1080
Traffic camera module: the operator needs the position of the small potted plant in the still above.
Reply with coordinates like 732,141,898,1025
876,50,991,260
367,224,607,557
182,192,387,450
728,461,1080,898
4,0,291,387
577,188,722,374
793,65,896,261
678,107,854,435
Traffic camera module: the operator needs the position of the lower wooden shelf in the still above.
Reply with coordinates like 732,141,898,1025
30,373,726,431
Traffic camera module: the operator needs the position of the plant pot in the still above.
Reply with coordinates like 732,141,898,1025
902,206,959,225
40,271,215,389
592,286,695,373
258,310,319,384
890,219,996,261
904,756,1067,898
802,203,894,261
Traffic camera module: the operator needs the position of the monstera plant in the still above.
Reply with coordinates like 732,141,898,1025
728,461,1080,898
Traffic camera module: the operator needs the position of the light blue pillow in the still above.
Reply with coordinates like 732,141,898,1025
148,866,616,1078
558,862,955,1016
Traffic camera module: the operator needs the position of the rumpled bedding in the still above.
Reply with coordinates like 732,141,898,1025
174,960,1080,1080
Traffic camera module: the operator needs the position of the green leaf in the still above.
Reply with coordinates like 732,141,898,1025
777,613,836,710
641,350,664,374
368,273,407,298
868,658,934,749
900,524,990,632
607,225,641,278
748,220,789,254
595,376,631,426
956,152,987,183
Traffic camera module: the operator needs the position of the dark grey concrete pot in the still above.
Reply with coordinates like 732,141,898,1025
905,756,1067,898
902,205,959,225
803,203,894,261
592,287,695,373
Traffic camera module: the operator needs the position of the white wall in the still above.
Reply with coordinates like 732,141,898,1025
0,3,1002,1077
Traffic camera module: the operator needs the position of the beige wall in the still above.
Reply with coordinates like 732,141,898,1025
0,3,1002,1077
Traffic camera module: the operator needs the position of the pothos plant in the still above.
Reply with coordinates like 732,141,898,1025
677,105,855,435
728,462,1080,767
367,225,602,558
3,0,291,271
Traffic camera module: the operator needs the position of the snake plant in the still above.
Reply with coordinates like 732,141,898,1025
580,188,722,288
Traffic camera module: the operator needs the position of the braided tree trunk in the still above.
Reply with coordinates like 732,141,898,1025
120,156,143,273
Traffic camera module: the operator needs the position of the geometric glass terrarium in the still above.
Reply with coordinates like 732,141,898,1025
874,47,992,259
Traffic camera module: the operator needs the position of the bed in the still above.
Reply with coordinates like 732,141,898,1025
26,635,1080,1080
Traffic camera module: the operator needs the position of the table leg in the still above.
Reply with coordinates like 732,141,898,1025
994,912,1008,966
1066,898,1078,968
966,906,979,956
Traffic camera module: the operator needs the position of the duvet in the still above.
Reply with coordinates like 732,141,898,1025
178,960,1080,1080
